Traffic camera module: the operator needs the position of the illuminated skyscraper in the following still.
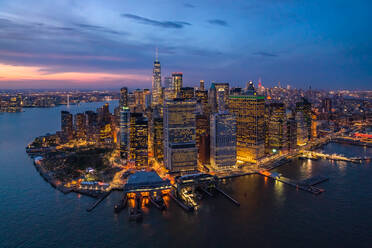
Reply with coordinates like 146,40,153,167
229,84,265,163
152,52,162,106
296,98,312,140
85,110,98,141
171,72,183,98
119,87,128,108
296,111,308,146
210,112,236,170
209,83,217,113
199,80,205,90
164,98,197,173
214,83,229,111
61,111,73,141
195,89,209,115
196,114,210,165
265,103,286,154
153,117,164,163
164,76,172,88
120,107,130,159
75,113,86,139
130,113,148,168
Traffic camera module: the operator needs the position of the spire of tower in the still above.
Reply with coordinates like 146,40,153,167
155,47,159,62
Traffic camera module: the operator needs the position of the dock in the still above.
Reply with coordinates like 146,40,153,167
86,190,112,212
215,187,240,206
257,171,326,195
298,175,329,186
168,192,193,212
301,151,369,163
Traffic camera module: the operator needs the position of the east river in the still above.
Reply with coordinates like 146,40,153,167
0,101,371,248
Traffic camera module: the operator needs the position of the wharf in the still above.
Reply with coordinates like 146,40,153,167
215,187,240,206
86,190,112,212
257,171,326,195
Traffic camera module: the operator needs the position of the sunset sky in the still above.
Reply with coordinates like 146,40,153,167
0,0,371,89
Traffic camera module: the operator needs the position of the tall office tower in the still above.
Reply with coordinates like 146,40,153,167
75,113,87,139
85,110,98,141
164,76,172,88
295,98,312,140
129,113,148,168
181,87,195,100
210,112,236,170
209,83,217,113
143,89,151,109
296,111,308,146
214,83,229,111
322,98,332,113
133,89,144,107
196,114,210,165
229,84,265,163
171,72,183,98
97,103,111,127
153,117,164,163
266,103,286,154
164,98,197,173
120,106,130,159
311,113,318,138
217,88,226,112
128,92,135,108
195,89,209,115
199,80,205,91
152,52,162,106
61,111,73,141
245,81,256,95
119,87,128,108
286,116,297,151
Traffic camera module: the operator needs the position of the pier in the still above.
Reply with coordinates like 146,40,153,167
301,151,370,163
215,187,240,206
257,171,326,195
86,190,112,212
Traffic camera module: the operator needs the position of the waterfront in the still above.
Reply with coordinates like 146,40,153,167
1,102,371,248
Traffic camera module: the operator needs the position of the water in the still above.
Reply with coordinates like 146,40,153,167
1,102,371,248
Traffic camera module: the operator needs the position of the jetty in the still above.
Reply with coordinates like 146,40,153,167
86,190,112,212
215,187,240,206
257,171,326,195
301,151,370,163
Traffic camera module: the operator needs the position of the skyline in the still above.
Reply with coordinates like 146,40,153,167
0,0,371,90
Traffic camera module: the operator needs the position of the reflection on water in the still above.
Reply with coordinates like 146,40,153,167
0,103,371,248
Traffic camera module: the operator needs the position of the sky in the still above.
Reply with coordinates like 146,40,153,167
0,0,371,90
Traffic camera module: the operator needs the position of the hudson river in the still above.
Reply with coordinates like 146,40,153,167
1,102,371,248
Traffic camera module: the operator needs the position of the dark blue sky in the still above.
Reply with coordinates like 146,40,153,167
0,0,371,89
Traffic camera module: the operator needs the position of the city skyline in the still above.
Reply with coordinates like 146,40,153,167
0,0,371,90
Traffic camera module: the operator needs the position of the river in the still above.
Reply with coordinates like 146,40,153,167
0,101,371,248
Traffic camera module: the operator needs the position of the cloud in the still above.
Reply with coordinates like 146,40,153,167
207,19,228,26
184,3,195,8
121,14,191,29
253,51,278,57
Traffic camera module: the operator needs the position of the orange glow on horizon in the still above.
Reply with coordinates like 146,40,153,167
0,63,149,83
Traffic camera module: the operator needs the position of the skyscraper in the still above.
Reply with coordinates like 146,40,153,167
265,103,286,154
153,117,164,163
214,83,229,111
130,113,148,168
199,80,205,91
229,84,265,163
61,111,73,141
171,72,183,98
120,87,128,108
152,53,162,106
75,113,86,139
210,112,236,170
196,114,210,165
164,98,197,174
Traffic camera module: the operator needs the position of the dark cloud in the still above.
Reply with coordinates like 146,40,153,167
253,51,278,57
207,19,228,26
184,3,195,8
121,14,191,29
